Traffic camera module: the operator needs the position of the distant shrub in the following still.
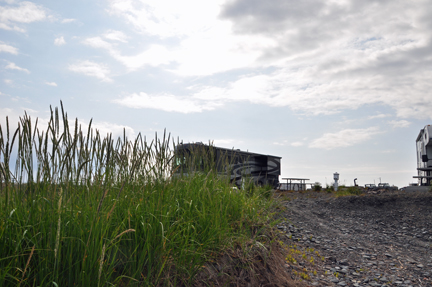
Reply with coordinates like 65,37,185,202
325,184,334,193
313,182,322,192
346,186,363,195
334,186,364,197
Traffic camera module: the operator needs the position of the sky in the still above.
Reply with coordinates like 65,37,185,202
1,0,431,188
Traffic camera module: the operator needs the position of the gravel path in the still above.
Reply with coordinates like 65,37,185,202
277,191,432,287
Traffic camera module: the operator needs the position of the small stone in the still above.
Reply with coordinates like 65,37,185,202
417,264,424,268
329,256,337,262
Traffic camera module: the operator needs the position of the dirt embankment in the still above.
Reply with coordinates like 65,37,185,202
195,191,432,286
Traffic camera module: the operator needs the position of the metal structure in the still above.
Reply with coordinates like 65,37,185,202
280,178,309,191
414,125,432,186
174,143,281,188
365,183,377,190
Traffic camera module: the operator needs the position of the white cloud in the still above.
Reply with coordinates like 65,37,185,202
105,0,432,77
104,30,128,42
191,72,366,115
83,37,173,70
101,0,432,119
68,60,112,82
54,36,66,46
85,30,263,74
188,57,432,118
4,79,12,85
45,81,57,86
113,92,220,113
85,0,268,74
5,62,29,73
309,127,381,150
92,121,136,139
0,42,18,54
273,140,304,147
388,120,411,128
61,18,76,23
368,114,391,120
116,45,174,69
0,107,24,134
0,1,47,32
107,0,224,38
83,37,112,50
191,75,275,105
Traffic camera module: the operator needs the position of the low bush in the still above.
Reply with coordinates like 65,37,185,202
313,182,322,192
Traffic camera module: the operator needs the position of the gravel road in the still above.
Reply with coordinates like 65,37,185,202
277,191,432,287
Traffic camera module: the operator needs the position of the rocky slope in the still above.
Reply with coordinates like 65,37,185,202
278,191,432,287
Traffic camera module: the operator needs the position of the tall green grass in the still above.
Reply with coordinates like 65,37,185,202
0,103,277,286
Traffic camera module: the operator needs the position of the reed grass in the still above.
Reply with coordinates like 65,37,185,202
0,103,278,286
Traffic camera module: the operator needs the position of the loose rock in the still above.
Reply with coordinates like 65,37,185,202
277,190,432,286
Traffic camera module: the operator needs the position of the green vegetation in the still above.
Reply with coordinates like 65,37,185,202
280,242,324,281
324,184,334,193
334,186,364,197
0,104,277,286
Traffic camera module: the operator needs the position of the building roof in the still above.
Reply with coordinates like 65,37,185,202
176,142,281,159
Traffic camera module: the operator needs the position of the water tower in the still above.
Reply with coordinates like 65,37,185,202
333,172,339,191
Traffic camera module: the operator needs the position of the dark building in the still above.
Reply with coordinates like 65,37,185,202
174,143,281,188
